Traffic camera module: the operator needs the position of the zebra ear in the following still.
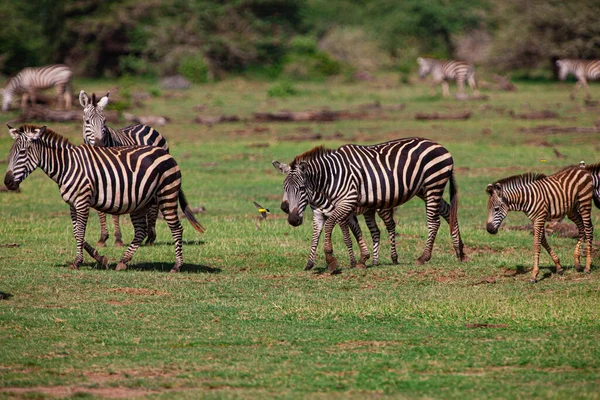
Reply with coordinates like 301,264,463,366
272,160,290,174
7,124,19,140
97,94,109,110
79,90,89,107
486,184,493,195
417,57,424,64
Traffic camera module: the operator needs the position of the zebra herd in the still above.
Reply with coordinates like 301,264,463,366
1,60,600,281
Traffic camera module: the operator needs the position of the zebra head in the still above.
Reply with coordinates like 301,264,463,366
4,124,45,190
272,160,310,226
485,183,508,234
555,60,569,81
79,90,109,146
417,57,431,79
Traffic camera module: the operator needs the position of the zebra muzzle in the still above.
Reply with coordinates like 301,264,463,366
280,200,289,214
288,208,303,227
4,171,19,190
486,223,498,235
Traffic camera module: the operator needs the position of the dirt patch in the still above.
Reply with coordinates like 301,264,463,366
405,268,466,283
108,288,169,296
1,386,159,399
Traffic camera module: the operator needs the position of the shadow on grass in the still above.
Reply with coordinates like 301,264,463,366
143,240,205,247
127,262,220,273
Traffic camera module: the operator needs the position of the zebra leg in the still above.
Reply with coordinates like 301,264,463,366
97,211,109,247
364,210,382,265
581,78,592,100
339,218,358,268
116,211,148,271
20,93,29,110
82,242,109,269
63,87,72,110
306,210,325,271
468,75,479,95
112,214,124,247
441,81,450,97
323,215,343,272
417,192,442,265
540,234,562,276
377,209,397,265
348,214,370,269
568,210,585,272
144,204,159,245
530,221,545,283
68,204,91,269
429,195,465,262
158,196,185,273
580,207,594,274
457,78,465,95
571,81,582,100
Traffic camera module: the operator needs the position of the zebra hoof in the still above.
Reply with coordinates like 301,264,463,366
584,270,591,275
327,258,338,272
68,263,79,270
415,257,426,266
115,262,127,271
115,240,124,248
556,268,564,276
304,261,315,271
356,262,367,270
97,256,109,269
529,279,537,284
96,241,106,248
169,266,180,273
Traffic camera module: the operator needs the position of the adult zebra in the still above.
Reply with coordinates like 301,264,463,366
486,167,593,283
584,162,600,208
3,124,205,272
79,90,168,247
556,59,600,99
2,64,73,111
417,57,478,97
275,138,465,271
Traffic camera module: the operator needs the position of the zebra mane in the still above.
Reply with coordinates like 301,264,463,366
19,124,73,146
495,172,546,189
290,146,334,167
585,162,600,175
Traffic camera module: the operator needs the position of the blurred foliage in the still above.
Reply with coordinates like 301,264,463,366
0,0,599,79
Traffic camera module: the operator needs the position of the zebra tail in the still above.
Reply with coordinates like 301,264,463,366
449,170,459,230
594,194,600,210
178,189,206,233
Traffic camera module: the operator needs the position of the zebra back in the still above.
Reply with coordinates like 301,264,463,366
556,59,600,81
3,64,72,111
417,57,474,80
585,162,600,208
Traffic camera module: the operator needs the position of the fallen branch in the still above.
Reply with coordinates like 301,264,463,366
415,110,472,120
519,125,600,134
509,110,559,120
13,105,118,123
194,115,240,125
253,110,339,122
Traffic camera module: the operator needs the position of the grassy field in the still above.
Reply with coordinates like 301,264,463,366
1,74,600,399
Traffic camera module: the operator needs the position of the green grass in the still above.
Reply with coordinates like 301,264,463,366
1,74,600,399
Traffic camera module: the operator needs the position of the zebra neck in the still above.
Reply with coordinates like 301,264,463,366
36,138,76,186
102,125,117,146
505,190,534,213
4,77,19,94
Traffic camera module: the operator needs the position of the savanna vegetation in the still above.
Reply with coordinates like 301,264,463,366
1,72,600,398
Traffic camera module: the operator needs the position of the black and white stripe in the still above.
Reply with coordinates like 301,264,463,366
417,57,478,97
2,64,73,111
274,138,465,271
556,59,600,99
79,90,169,247
486,167,594,282
584,162,600,209
3,124,204,272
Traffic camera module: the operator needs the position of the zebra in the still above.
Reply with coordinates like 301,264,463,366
3,124,205,273
2,64,73,111
274,138,465,271
79,90,168,247
273,160,398,269
417,57,478,97
486,167,594,283
556,59,600,100
584,162,600,208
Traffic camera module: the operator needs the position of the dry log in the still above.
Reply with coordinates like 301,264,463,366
509,110,559,119
414,110,472,120
253,110,339,122
491,74,517,91
519,125,600,134
14,105,117,123
194,115,240,125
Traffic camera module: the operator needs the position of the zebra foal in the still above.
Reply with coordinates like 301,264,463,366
3,124,205,273
486,167,594,283
275,138,465,271
79,90,169,247
556,59,600,100
2,64,73,111
417,57,478,97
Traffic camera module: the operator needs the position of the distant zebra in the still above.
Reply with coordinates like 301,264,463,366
486,167,593,283
417,57,478,97
274,138,465,271
79,90,168,247
3,124,205,272
556,59,600,99
2,64,73,111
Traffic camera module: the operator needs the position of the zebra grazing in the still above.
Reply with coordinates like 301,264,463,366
79,90,168,247
486,167,594,283
274,138,465,271
417,57,478,97
3,124,205,273
274,160,397,269
556,59,600,99
2,64,73,111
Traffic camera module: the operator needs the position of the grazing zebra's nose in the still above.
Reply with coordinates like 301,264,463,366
281,200,289,214
4,171,18,190
486,223,498,234
288,208,303,227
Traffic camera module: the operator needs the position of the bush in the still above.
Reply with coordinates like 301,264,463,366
267,81,299,97
178,55,210,84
